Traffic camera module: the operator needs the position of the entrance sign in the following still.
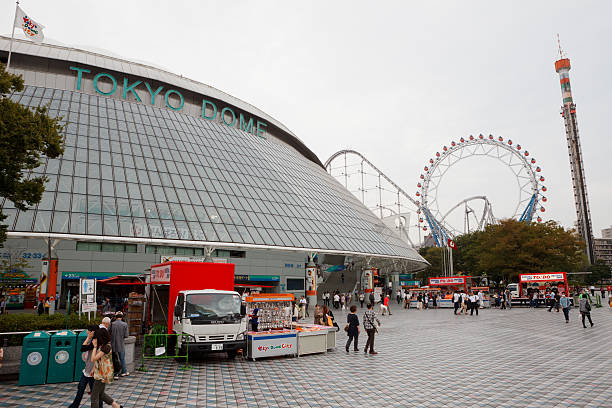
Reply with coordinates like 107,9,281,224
81,279,94,295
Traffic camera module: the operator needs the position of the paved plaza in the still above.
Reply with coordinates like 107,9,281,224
1,304,611,407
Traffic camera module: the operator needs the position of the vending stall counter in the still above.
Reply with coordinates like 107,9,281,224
293,323,337,355
245,293,297,360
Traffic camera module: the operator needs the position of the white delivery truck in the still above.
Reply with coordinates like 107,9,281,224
172,289,247,359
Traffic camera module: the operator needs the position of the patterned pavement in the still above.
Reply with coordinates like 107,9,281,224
1,304,611,407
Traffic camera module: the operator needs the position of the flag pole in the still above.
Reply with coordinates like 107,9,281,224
6,0,20,71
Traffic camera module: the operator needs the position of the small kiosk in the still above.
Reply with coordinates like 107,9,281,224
517,272,569,306
471,286,491,308
427,276,474,308
245,293,297,360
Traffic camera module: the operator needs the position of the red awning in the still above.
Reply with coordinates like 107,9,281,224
97,275,146,285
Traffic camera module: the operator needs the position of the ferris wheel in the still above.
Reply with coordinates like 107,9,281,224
416,134,547,243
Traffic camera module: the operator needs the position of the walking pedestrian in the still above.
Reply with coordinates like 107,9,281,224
579,294,594,328
299,295,308,317
90,328,124,408
548,291,560,312
469,292,479,316
340,293,346,310
0,296,6,315
362,303,380,355
500,291,507,310
345,305,360,352
559,293,571,323
359,292,365,308
333,292,340,309
341,273,345,284
368,292,375,307
44,297,50,314
396,289,401,305
111,312,129,380
384,293,392,315
453,291,460,315
37,298,44,316
68,325,101,408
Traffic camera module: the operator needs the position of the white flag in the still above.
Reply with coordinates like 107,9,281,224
14,6,45,43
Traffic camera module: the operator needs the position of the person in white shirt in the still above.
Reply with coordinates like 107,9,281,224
453,292,460,315
333,293,340,309
469,293,479,316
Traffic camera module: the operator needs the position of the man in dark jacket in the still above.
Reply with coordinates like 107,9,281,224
111,311,129,379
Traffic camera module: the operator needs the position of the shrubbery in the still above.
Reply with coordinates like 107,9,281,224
0,313,100,346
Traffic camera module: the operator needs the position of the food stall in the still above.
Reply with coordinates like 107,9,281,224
407,287,441,308
516,272,570,306
427,276,474,308
245,293,297,360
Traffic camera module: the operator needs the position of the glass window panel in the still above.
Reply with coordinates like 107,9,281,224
207,208,221,224
225,225,243,243
170,203,185,221
71,194,87,213
57,175,72,192
33,210,51,232
87,178,100,195
51,211,69,233
88,163,100,178
157,202,172,220
213,223,231,242
102,196,116,215
102,180,114,196
182,204,198,222
116,198,131,217
164,187,178,203
185,222,204,241
54,193,71,212
88,214,102,235
101,165,113,180
140,185,153,200
70,213,86,234
104,215,118,236
201,222,217,241
133,218,149,238
175,221,191,240
115,182,128,198
144,201,158,218
148,219,163,238
88,196,102,214
236,225,253,243
153,186,166,201
128,183,141,199
14,210,34,231
119,217,134,237
131,200,144,217
37,191,55,211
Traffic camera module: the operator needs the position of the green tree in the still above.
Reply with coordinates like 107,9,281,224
0,64,64,245
452,219,586,286
584,261,611,285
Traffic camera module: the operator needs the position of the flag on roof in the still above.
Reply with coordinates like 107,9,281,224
15,6,45,43
447,238,457,250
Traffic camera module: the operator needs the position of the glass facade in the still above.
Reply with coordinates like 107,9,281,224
2,85,419,259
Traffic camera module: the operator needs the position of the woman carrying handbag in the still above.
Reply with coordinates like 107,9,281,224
90,328,124,408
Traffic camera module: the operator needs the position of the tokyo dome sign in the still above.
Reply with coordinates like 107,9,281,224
69,66,267,138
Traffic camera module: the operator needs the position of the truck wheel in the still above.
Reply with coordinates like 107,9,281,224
227,351,237,359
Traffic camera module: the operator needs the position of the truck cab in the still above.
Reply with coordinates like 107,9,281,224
173,289,247,359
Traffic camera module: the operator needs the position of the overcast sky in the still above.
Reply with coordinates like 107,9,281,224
2,1,611,239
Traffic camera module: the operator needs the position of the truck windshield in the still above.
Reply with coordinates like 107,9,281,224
185,294,241,323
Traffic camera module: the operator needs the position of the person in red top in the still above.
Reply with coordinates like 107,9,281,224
382,294,392,316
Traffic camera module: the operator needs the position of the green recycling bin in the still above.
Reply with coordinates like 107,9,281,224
47,330,77,383
19,331,50,386
73,330,90,381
